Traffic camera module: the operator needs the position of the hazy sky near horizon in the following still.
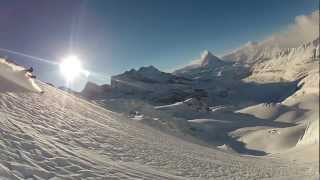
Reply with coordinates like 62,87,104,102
0,0,318,90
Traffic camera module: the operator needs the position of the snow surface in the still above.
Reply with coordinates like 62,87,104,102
0,59,319,179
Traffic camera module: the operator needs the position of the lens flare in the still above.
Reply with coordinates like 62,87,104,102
59,55,83,81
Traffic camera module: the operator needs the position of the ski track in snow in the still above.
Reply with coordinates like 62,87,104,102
0,83,318,180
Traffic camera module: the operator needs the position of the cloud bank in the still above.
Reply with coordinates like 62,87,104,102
262,10,319,48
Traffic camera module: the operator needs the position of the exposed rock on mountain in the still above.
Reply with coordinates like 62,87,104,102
81,81,112,98
200,50,226,67
173,50,250,81
81,66,193,104
112,65,191,85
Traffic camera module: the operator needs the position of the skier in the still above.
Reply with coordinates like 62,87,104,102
25,67,33,73
23,67,44,94
23,67,36,79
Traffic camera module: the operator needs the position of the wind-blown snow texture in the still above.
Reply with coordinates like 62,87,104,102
0,59,318,179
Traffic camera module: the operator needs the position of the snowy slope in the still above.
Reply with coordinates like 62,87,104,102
0,62,318,179
221,41,282,65
245,38,319,82
222,10,319,66
0,59,42,93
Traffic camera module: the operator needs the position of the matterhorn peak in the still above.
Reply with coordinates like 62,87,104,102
139,65,159,72
244,41,258,47
200,50,224,67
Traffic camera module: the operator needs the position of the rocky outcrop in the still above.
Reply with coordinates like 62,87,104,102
110,66,192,96
173,50,250,80
81,82,111,98
200,50,226,68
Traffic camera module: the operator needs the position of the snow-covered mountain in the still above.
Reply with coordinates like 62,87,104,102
81,82,112,98
222,36,319,69
81,66,194,104
111,65,191,86
246,38,319,82
173,50,223,73
222,9,318,66
173,50,250,81
82,38,319,106
199,50,225,67
221,41,282,65
79,37,319,112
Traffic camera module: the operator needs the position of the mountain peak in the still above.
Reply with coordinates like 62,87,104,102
200,50,224,67
244,41,258,47
138,65,160,73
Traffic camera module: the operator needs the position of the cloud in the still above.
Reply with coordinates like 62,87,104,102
262,10,319,48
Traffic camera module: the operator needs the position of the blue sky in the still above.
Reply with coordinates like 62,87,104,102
0,0,318,90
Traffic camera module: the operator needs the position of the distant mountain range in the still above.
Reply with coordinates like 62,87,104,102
80,37,319,106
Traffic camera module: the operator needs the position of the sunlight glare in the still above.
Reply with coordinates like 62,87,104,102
59,55,84,81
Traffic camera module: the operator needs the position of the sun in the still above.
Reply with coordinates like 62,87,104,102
59,55,87,81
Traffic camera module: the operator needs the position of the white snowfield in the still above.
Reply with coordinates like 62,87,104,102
0,62,318,179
